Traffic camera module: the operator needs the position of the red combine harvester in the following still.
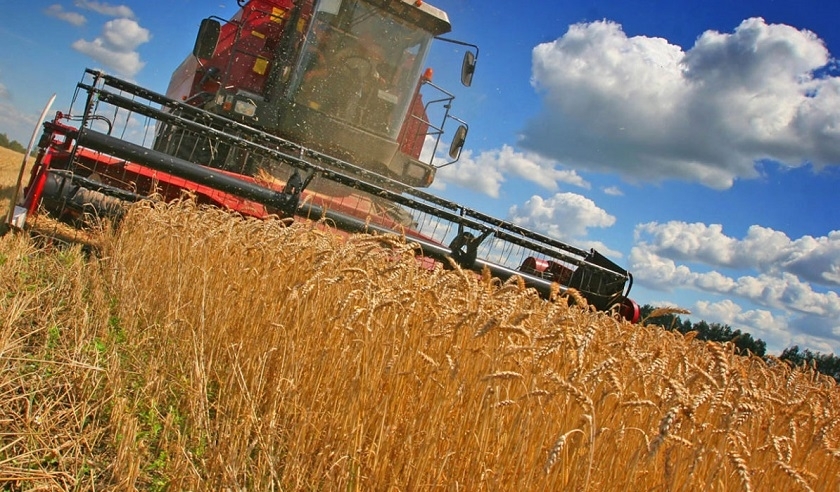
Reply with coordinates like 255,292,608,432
8,0,640,322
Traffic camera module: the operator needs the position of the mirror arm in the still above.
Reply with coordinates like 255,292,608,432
434,36,479,86
433,37,480,62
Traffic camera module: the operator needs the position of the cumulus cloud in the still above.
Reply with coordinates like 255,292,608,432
507,192,615,243
693,299,793,350
635,221,840,287
520,18,840,189
631,221,840,316
436,144,589,197
72,18,150,78
629,221,840,353
636,248,808,312
45,4,86,26
693,299,840,354
74,0,135,19
433,148,506,197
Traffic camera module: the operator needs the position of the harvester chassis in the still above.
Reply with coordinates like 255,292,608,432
14,69,639,321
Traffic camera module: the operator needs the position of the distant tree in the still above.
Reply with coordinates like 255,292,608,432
8,140,26,154
0,132,27,153
780,345,806,365
639,304,767,357
731,330,766,358
780,345,840,383
640,305,840,382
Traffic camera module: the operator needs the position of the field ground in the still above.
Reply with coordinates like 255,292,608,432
1,147,839,490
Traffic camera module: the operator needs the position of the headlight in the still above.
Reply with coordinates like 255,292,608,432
234,99,257,118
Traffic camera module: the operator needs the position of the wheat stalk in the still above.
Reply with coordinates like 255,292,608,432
775,460,814,492
544,429,584,473
482,371,524,381
474,317,499,338
649,406,681,457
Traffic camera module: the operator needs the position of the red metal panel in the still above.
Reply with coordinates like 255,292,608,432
398,91,429,158
215,0,298,96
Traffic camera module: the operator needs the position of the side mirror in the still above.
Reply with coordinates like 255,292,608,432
193,18,221,60
460,51,476,87
449,124,468,159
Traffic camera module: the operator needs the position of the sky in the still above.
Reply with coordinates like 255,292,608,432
2,1,840,355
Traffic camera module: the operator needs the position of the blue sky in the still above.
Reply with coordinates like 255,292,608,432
2,1,840,354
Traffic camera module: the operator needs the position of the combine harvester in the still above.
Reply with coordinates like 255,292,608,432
7,0,640,322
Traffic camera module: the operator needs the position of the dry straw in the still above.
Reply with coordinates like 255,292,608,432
0,195,839,490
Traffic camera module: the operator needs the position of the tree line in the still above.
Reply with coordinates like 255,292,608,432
640,304,840,382
0,132,28,154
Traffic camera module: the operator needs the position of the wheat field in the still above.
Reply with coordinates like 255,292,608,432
1,149,839,490
1,147,28,231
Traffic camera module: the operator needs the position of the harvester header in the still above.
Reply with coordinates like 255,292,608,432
7,0,639,322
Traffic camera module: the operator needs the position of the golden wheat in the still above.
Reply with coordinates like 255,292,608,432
1,194,839,490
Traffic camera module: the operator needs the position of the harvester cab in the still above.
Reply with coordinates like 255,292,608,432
159,0,473,190
7,0,641,323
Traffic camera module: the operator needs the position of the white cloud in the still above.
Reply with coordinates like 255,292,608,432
602,186,623,196
73,0,135,19
72,18,150,78
0,82,9,100
494,145,590,190
521,18,840,189
629,245,702,289
99,18,149,51
692,299,840,354
45,4,86,26
635,221,840,287
507,192,615,242
693,299,791,349
629,241,840,351
433,148,504,197
436,144,589,197
629,244,840,313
